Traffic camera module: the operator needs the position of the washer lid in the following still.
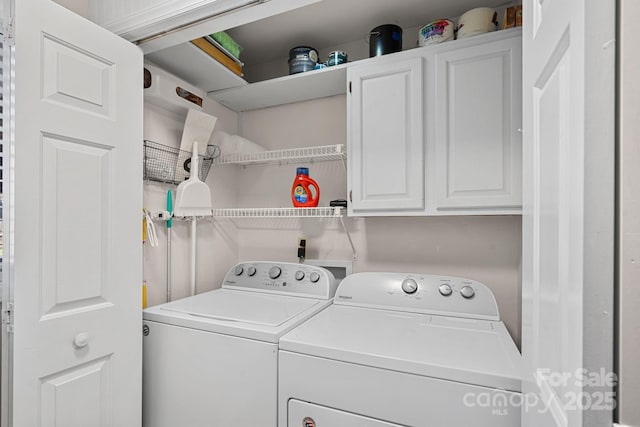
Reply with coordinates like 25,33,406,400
144,289,330,343
160,289,321,326
280,304,522,392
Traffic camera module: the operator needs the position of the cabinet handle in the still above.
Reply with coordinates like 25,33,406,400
349,190,352,202
74,332,90,349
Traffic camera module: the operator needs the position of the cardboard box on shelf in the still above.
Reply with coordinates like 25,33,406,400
503,6,516,29
191,38,244,77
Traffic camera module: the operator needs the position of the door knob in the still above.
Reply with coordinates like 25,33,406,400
74,332,90,348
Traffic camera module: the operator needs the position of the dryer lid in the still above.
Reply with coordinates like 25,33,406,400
280,304,522,392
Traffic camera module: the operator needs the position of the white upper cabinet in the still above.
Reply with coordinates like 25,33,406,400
347,29,522,216
348,57,425,215
433,35,522,212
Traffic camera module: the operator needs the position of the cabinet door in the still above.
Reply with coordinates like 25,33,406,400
434,35,522,211
8,0,143,425
348,57,424,215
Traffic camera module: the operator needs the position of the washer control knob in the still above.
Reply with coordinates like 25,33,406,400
309,272,321,283
401,278,418,294
269,266,282,280
439,284,453,296
460,285,475,299
234,266,244,276
295,271,305,281
247,266,257,277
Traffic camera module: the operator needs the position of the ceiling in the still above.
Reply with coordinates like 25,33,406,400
226,0,511,66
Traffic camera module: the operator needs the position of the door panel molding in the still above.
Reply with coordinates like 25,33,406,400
41,134,113,317
42,33,114,118
40,355,113,427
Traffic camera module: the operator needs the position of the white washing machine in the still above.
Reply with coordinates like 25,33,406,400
279,272,522,427
142,261,337,427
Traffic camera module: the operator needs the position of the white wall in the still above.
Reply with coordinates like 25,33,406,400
143,97,239,306
617,0,640,424
236,95,523,346
244,10,513,82
54,0,89,17
142,81,522,346
245,23,431,82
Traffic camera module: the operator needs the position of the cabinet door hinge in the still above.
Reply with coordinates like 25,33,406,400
3,302,14,333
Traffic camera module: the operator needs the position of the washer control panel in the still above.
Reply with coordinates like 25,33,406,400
401,278,419,294
438,284,453,296
223,261,338,300
334,272,500,320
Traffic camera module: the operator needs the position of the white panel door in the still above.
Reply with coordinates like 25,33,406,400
435,34,522,211
348,57,424,215
521,0,615,426
5,0,143,426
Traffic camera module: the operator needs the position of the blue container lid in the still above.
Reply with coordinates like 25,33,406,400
296,167,309,175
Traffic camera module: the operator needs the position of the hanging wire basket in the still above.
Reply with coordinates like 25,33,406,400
143,140,220,185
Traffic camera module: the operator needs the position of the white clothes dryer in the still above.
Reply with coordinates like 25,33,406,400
279,272,522,427
142,261,337,427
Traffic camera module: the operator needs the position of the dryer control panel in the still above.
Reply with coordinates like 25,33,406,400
333,272,500,320
222,261,338,300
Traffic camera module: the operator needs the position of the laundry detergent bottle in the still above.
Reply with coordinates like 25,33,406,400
291,167,320,207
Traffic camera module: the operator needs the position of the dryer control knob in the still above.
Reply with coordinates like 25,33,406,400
295,271,305,281
460,285,475,299
247,266,257,276
439,284,453,296
269,266,282,279
309,272,321,283
401,278,418,294
234,266,244,276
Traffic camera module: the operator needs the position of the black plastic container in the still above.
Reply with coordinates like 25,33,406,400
288,46,319,74
369,24,403,57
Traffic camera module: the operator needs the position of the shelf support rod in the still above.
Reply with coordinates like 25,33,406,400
338,215,357,260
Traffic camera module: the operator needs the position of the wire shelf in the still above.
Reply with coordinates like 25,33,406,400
143,140,220,185
212,207,343,218
212,144,345,166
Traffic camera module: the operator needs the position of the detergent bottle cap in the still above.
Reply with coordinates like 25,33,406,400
296,167,309,175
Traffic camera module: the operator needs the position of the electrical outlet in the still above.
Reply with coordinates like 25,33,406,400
297,237,307,262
